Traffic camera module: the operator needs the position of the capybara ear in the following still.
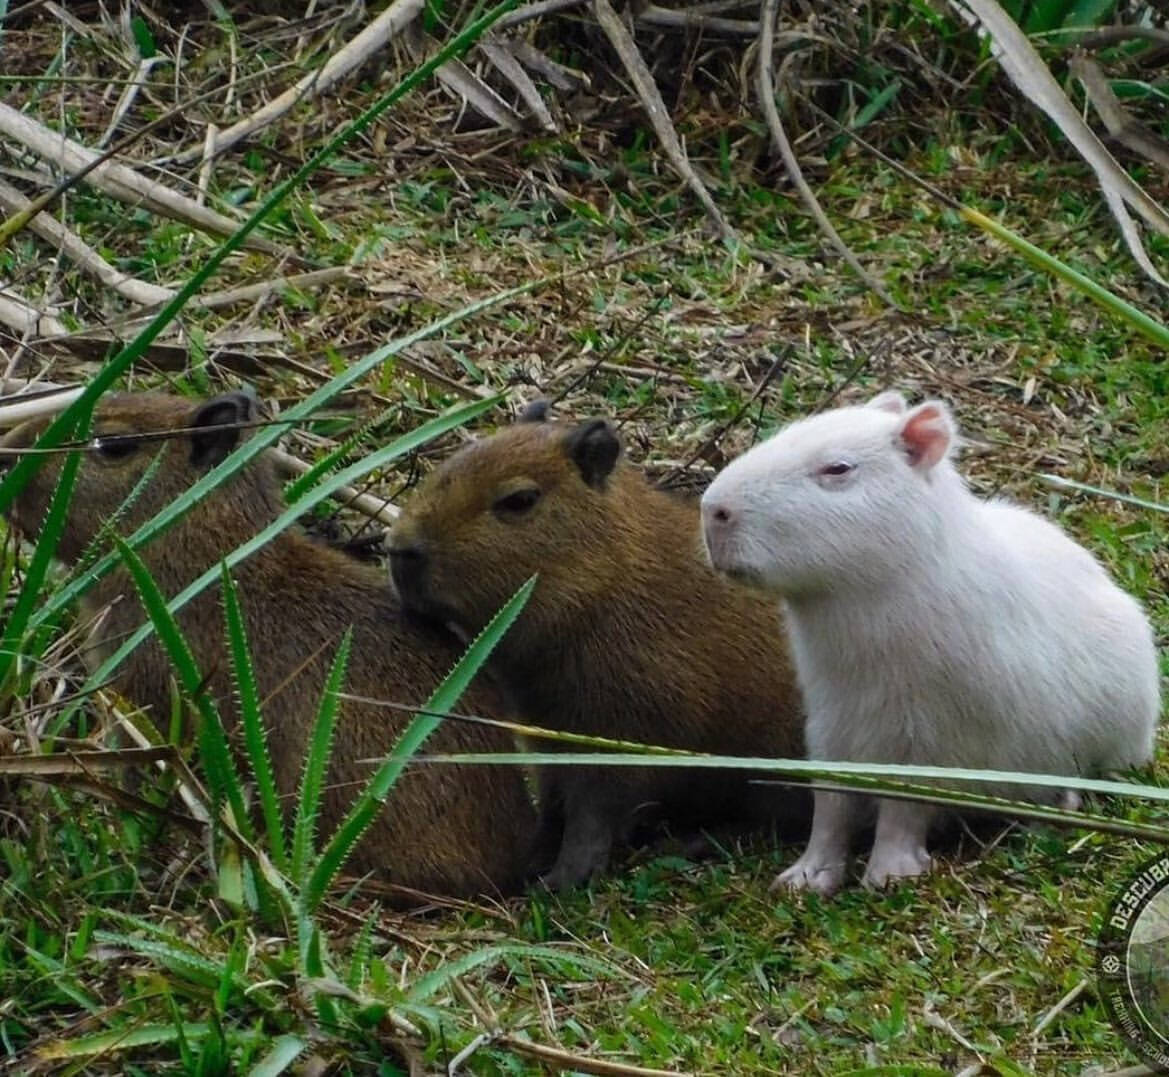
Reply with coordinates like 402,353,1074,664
898,401,954,472
866,390,907,416
517,399,552,424
189,391,256,470
563,420,621,489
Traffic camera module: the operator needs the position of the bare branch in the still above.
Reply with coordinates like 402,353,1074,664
592,0,738,244
0,178,176,307
756,0,897,306
172,0,427,165
0,102,285,256
1071,52,1169,176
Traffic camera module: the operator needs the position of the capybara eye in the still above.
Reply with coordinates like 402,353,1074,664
93,435,139,460
493,488,542,515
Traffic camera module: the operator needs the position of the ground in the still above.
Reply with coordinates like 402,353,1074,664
1,5,1168,1075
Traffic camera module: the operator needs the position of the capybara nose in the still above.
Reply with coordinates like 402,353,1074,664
388,541,427,589
702,501,734,529
700,502,735,569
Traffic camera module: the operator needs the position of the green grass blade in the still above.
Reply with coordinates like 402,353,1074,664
959,206,1169,349
303,575,537,912
46,394,501,736
0,402,89,693
291,628,352,883
30,359,501,649
413,749,1169,804
35,1024,229,1061
220,563,287,871
111,535,251,839
1037,472,1169,514
0,0,522,521
415,748,1169,841
406,942,618,1003
249,1035,308,1077
93,930,230,990
346,909,378,991
282,406,397,505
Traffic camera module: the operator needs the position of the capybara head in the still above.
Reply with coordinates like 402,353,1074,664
389,404,629,637
701,391,957,596
3,391,276,563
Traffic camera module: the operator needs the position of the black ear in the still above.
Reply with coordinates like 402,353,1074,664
564,420,621,489
189,391,256,469
518,399,551,423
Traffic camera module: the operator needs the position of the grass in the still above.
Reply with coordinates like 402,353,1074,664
2,5,1169,1074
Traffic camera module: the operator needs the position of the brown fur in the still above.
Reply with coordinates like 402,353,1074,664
2,392,536,901
389,413,807,890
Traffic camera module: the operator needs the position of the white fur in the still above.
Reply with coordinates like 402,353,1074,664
702,393,1161,895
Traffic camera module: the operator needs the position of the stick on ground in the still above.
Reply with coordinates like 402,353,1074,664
592,0,738,246
756,0,897,306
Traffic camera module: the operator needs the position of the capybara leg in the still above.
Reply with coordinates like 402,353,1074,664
773,790,859,897
540,796,616,892
862,799,934,890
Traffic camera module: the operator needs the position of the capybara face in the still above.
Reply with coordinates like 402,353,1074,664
3,391,261,563
390,417,624,637
701,392,954,596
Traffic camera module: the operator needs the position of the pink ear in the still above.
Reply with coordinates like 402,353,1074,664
866,391,907,416
898,402,953,471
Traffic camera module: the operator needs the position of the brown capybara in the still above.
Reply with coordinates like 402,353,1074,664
388,403,807,891
1,391,536,901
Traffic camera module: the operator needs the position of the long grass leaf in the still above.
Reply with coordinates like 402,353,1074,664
35,1024,233,1061
291,628,352,883
808,104,1169,351
111,536,251,838
1038,473,1169,513
960,205,1169,348
249,1036,308,1077
407,942,618,1003
0,0,522,519
0,402,88,692
48,395,500,736
418,749,1169,841
93,931,230,988
413,750,1169,803
220,563,287,871
950,0,1169,285
304,576,537,912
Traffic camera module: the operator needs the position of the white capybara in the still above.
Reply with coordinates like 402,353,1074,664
701,390,1160,896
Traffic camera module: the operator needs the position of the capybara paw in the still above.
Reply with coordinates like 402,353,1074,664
861,845,932,890
538,856,603,894
771,856,846,897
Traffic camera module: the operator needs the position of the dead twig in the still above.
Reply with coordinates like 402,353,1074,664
657,346,789,488
592,0,738,245
506,40,590,92
0,178,176,307
1071,52,1169,175
1075,25,1169,52
172,0,427,165
496,0,588,32
0,287,68,339
0,102,285,257
479,38,559,132
497,1036,692,1077
637,5,759,35
756,0,897,306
